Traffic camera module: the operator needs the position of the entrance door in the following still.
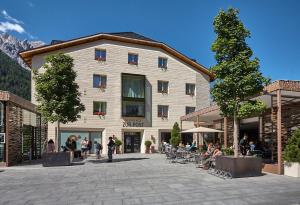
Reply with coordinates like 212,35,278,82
124,132,141,153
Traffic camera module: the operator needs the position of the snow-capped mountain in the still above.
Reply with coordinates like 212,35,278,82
0,33,45,68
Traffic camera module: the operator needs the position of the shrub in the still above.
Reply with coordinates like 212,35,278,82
145,140,152,147
222,146,234,156
283,129,300,163
115,138,122,147
170,122,181,147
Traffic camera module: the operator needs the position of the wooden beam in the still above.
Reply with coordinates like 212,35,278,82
277,89,283,175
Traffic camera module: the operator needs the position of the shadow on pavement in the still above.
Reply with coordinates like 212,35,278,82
88,157,150,163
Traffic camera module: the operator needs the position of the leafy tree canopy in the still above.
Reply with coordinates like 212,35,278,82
211,8,269,119
33,53,85,124
283,129,300,163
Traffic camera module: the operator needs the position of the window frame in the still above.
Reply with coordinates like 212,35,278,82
186,83,196,96
121,73,145,117
128,53,139,65
93,74,107,89
95,49,106,61
93,101,107,116
158,105,169,118
158,57,168,69
185,106,196,115
157,80,169,94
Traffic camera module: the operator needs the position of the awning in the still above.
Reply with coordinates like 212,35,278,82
181,126,223,133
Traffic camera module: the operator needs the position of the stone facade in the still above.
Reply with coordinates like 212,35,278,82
30,36,212,154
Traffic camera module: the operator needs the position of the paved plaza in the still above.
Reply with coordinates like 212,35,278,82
0,154,300,205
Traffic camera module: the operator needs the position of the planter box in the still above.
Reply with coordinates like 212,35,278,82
42,152,72,167
284,162,300,177
215,156,262,178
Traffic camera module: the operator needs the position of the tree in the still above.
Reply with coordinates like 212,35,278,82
283,129,300,163
33,53,85,149
211,8,269,157
170,122,181,147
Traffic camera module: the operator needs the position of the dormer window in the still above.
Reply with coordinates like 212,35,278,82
95,49,106,61
128,53,138,65
158,57,167,69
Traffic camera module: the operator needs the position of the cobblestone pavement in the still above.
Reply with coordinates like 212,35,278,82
0,154,300,205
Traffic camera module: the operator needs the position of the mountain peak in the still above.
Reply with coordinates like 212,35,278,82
0,33,45,68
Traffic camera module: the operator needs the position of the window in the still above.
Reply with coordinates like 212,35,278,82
158,105,168,118
158,81,169,94
122,74,145,117
93,75,107,88
95,49,106,61
158,57,167,69
93,101,107,115
186,83,195,96
186,106,196,115
128,53,138,65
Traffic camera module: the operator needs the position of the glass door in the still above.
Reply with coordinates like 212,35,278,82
124,132,141,153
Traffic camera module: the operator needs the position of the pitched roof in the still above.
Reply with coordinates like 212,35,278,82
19,32,214,80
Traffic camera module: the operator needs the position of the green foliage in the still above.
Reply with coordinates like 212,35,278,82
238,100,267,118
283,129,300,163
170,122,181,147
145,140,152,147
211,8,269,119
114,138,122,146
222,146,234,156
0,51,30,100
33,53,85,124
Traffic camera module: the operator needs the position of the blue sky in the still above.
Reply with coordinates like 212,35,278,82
1,0,300,81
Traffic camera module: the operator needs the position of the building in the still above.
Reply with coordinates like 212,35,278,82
0,91,47,166
180,80,300,174
19,32,214,154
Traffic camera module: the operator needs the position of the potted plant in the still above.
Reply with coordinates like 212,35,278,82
145,140,152,154
114,138,122,154
222,146,234,156
283,129,300,177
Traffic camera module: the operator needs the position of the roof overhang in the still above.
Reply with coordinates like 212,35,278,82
19,33,214,81
181,80,300,123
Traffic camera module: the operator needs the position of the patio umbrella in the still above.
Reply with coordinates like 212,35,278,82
181,126,223,146
181,126,223,133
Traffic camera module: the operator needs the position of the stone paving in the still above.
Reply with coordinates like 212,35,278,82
0,154,300,205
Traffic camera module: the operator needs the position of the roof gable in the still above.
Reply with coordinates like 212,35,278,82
19,32,214,80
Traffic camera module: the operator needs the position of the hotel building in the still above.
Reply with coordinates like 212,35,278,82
20,32,214,154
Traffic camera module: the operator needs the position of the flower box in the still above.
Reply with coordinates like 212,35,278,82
94,111,106,116
95,57,106,61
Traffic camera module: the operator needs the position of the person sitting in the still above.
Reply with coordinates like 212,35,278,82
189,141,197,152
239,135,248,155
47,139,55,153
212,144,222,158
185,142,191,151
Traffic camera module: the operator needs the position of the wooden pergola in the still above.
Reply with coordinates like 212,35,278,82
180,80,300,175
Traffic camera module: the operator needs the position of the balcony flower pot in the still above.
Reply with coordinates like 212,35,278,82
145,140,152,154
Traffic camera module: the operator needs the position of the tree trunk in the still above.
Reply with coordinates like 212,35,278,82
57,120,60,151
233,114,239,158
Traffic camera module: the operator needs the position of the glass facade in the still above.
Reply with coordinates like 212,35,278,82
60,131,102,153
122,74,145,117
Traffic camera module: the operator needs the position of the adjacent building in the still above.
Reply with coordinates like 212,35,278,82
20,32,214,154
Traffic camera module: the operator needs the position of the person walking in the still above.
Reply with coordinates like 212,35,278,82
81,137,89,159
107,136,115,162
95,141,103,159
